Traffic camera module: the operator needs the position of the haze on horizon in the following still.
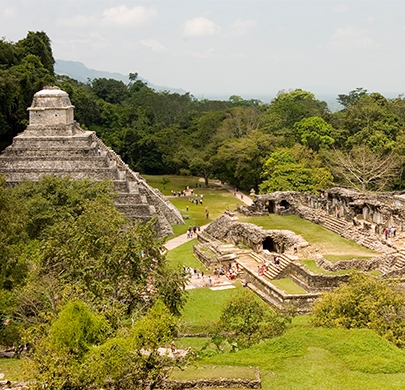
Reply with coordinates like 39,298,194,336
1,0,405,99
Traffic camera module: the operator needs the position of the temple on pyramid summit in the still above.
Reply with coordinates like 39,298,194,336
0,86,184,236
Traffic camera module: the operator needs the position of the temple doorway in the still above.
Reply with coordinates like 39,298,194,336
262,236,276,252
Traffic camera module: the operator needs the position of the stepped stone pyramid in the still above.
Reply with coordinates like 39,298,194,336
0,86,184,236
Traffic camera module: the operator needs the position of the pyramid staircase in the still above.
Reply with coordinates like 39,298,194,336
0,87,184,236
239,251,293,280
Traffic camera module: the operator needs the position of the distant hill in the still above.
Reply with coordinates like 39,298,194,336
54,60,347,110
55,59,187,95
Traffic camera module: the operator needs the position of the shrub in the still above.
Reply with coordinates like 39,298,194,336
312,273,405,347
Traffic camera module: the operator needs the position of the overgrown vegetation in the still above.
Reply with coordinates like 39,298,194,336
4,30,405,389
3,32,405,194
0,176,189,388
312,273,405,347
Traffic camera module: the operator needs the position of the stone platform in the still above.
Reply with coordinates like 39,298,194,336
0,86,184,236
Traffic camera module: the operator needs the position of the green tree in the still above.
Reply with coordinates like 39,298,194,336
259,149,333,193
16,31,55,74
218,290,288,347
214,130,275,191
25,300,110,389
26,299,184,389
293,116,335,151
86,300,182,390
312,273,405,347
337,87,368,109
92,78,129,104
267,89,329,130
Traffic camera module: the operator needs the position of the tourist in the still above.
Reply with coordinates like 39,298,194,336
208,276,212,287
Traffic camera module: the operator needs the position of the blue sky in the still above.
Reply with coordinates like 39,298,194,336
1,0,405,99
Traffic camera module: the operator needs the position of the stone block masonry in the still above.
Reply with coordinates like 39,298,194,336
0,86,184,236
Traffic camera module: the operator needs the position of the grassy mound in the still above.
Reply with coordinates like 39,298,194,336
196,326,405,389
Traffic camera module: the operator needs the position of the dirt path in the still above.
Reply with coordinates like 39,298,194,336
164,180,253,251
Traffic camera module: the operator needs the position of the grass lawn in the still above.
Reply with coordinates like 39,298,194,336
166,239,209,272
180,284,244,334
0,358,25,381
143,174,245,238
301,260,381,276
270,278,308,294
169,191,244,237
238,214,377,261
197,326,405,390
142,174,211,195
301,259,355,275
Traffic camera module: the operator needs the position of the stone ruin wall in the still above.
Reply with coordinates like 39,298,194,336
204,214,308,254
0,86,184,237
90,133,184,227
240,187,405,238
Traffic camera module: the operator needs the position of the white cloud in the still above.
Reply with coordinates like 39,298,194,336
102,5,157,26
185,48,217,58
327,26,374,50
2,8,15,18
183,17,221,37
140,39,168,53
228,18,257,37
57,14,96,27
331,4,348,14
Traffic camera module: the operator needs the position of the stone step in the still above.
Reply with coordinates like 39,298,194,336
249,252,263,263
264,254,291,279
0,156,111,169
322,218,348,233
4,167,120,181
1,147,98,157
115,204,155,219
10,136,94,149
114,180,130,192
115,192,144,205
393,252,405,270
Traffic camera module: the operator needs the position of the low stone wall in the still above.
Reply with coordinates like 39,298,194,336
161,377,260,389
244,266,320,313
193,245,218,268
316,256,382,272
161,367,261,390
204,214,307,254
287,263,350,292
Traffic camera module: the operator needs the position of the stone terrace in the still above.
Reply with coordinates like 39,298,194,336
0,86,184,236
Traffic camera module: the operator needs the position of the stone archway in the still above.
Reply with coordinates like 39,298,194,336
280,199,290,210
266,200,275,214
262,236,276,252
